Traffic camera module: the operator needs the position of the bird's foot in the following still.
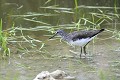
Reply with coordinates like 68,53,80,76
84,52,87,55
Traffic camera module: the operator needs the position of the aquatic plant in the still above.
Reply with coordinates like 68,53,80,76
0,19,10,58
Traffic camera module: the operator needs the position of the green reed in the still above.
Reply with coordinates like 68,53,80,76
114,0,117,13
0,19,10,58
74,0,78,9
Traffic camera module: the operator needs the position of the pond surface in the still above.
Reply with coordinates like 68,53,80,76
0,0,120,80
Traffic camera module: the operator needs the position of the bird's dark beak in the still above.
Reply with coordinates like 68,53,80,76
49,33,57,39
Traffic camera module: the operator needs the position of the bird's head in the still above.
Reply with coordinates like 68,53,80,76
49,30,65,39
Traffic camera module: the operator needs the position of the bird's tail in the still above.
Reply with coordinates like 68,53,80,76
99,29,105,32
91,29,105,38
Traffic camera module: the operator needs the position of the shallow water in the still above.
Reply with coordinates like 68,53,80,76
0,0,120,80
0,31,120,80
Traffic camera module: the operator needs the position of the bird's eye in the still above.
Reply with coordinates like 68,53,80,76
56,32,59,33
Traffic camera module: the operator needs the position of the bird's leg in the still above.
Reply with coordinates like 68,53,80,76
83,46,87,55
83,41,90,55
80,47,82,58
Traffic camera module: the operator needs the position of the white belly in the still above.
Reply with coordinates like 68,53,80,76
69,38,93,47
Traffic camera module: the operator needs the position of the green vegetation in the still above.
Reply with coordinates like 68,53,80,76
98,69,117,80
0,19,10,58
98,70,107,80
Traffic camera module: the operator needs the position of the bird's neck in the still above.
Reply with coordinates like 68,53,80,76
60,33,70,42
59,32,68,41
